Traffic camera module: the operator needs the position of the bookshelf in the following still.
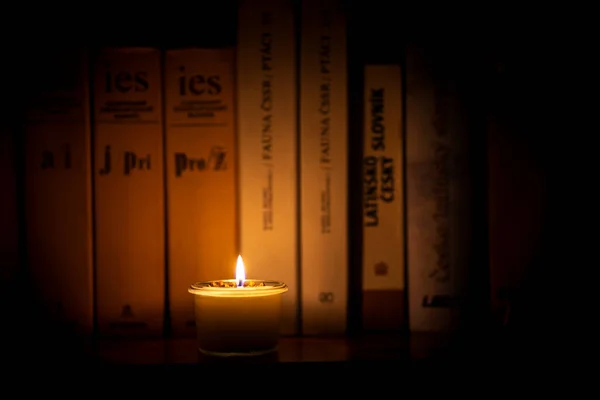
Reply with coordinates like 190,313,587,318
1,0,554,368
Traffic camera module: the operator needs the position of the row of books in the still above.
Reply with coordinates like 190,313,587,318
0,0,529,337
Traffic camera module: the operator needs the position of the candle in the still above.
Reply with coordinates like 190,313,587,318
188,255,288,357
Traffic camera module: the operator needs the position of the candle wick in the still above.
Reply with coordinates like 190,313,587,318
237,280,243,287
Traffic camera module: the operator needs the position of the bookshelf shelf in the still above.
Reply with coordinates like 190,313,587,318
15,331,521,366
3,329,559,390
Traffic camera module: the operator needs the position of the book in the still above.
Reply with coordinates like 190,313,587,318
93,47,165,336
164,47,237,337
487,61,544,327
405,43,478,332
237,0,299,335
22,48,93,334
362,64,404,331
300,0,348,335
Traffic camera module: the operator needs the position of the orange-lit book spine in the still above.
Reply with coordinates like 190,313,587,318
23,48,93,334
93,47,165,337
164,47,238,337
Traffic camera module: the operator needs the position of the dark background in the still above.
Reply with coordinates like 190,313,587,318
0,0,564,375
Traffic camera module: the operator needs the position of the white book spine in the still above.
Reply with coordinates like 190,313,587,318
362,65,404,326
300,0,348,335
237,0,299,335
406,45,471,332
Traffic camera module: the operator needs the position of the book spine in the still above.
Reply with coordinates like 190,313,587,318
237,0,299,335
361,64,404,331
165,48,237,337
93,47,165,337
23,48,93,334
487,60,543,327
406,44,478,332
300,0,348,335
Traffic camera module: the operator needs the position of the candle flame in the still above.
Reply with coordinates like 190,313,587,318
236,255,245,287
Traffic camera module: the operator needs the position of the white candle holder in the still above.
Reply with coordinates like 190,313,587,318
189,279,288,357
